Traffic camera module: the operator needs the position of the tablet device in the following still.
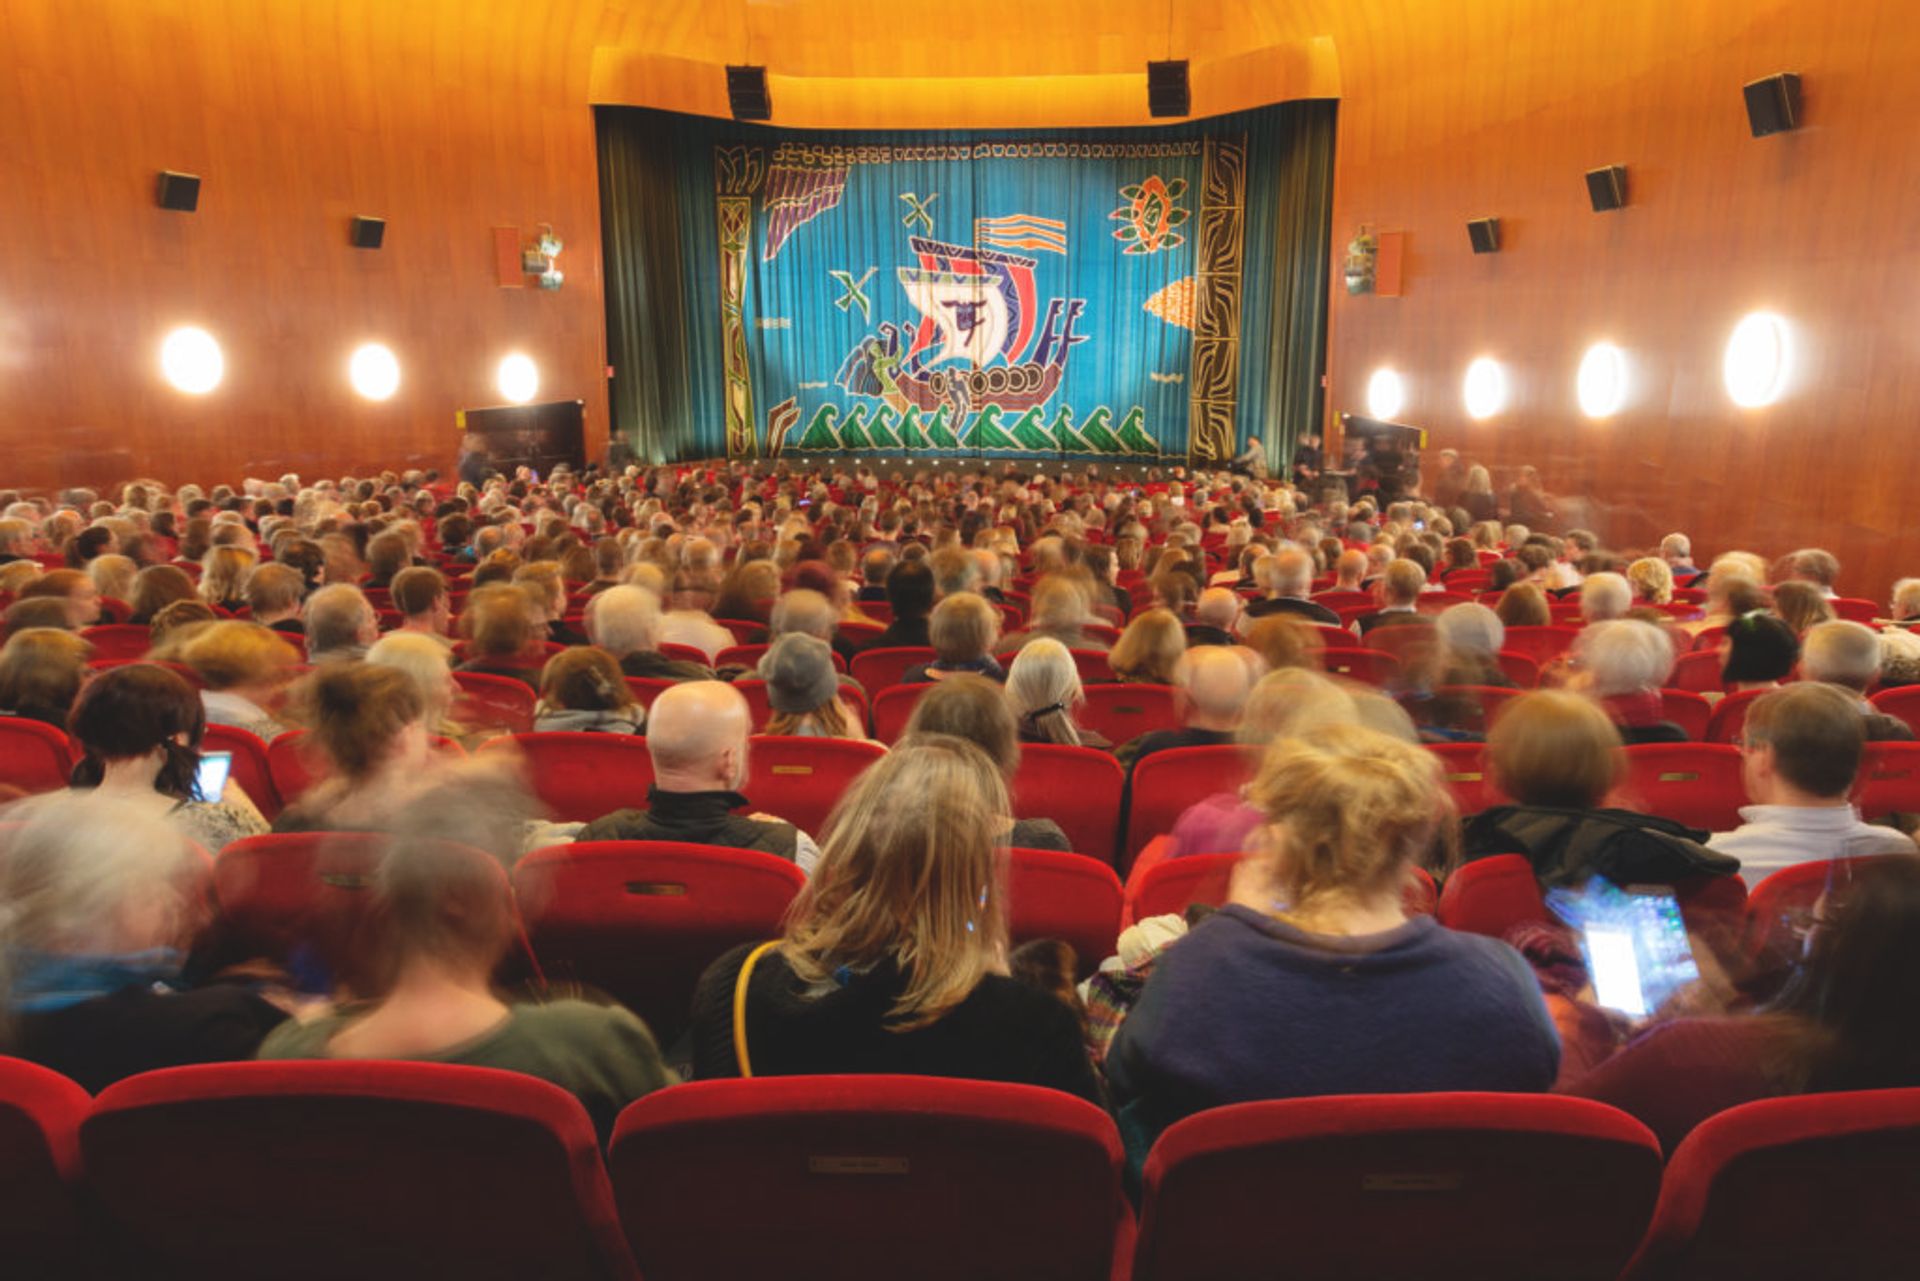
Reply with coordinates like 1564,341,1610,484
194,750,233,803
1579,889,1699,1018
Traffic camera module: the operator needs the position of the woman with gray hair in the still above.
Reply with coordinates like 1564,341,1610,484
1571,619,1686,744
1004,638,1110,749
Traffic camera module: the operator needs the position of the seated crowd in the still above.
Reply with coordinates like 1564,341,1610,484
0,455,1916,1185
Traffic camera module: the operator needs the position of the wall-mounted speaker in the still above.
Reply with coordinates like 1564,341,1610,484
1467,217,1502,254
1744,72,1803,137
349,216,386,250
1147,60,1190,118
1585,165,1628,212
156,170,201,212
726,65,771,121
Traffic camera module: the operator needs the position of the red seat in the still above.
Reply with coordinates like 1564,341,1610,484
1830,596,1880,624
1069,647,1115,683
78,623,151,661
1659,688,1713,741
870,682,930,744
450,670,537,734
1432,685,1524,730
201,723,280,819
1868,685,1920,738
744,734,886,838
264,728,465,811
1077,683,1180,745
1691,624,1730,652
479,732,654,823
1670,649,1728,693
1007,846,1124,977
511,840,805,1044
1426,741,1510,816
1012,743,1125,864
1309,623,1358,649
1495,649,1541,688
1855,741,1920,819
1621,1089,1920,1280
1123,745,1258,870
1436,854,1551,938
1500,625,1582,665
1125,852,1241,924
0,1056,91,1278
853,600,893,623
1703,687,1770,743
95,596,132,624
1619,743,1746,831
1310,589,1373,610
0,717,75,795
836,619,886,645
1319,647,1401,685
714,617,765,646
849,646,934,692
1133,1093,1660,1281
1742,854,1903,969
728,678,869,734
609,1076,1130,1281
659,642,714,668
624,676,676,710
82,1061,638,1281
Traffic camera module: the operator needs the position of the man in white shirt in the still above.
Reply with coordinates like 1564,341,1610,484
1708,683,1917,887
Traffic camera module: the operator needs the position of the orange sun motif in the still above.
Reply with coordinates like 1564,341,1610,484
1111,175,1189,255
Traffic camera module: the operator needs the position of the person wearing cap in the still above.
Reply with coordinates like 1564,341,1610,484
1720,612,1798,691
758,633,868,741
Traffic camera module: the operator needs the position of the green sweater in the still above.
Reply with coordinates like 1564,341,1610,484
259,999,675,1141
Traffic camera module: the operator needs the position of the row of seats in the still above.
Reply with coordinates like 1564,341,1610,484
5,1055,1913,1280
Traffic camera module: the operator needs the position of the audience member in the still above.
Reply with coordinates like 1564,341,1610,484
902,674,1071,851
455,584,548,689
862,559,934,650
19,568,102,628
587,585,710,681
904,592,1003,683
759,634,866,740
273,664,441,832
1245,548,1338,623
304,583,378,663
1720,612,1799,690
997,576,1107,655
1108,608,1187,685
1005,638,1110,750
0,628,90,729
127,564,199,625
245,562,307,636
390,566,452,643
1357,559,1433,637
1186,587,1243,647
183,620,299,740
534,646,645,735
1571,619,1686,744
1802,621,1915,741
1115,646,1253,769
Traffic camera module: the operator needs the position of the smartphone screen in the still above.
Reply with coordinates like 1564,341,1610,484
194,751,233,803
1585,926,1646,1017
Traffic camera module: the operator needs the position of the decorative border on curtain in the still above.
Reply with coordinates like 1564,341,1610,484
716,146,766,460
1187,134,1247,466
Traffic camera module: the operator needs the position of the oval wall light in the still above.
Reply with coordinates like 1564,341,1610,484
497,353,539,404
159,326,224,394
348,343,401,401
1723,311,1792,408
1576,342,1628,418
1366,367,1406,420
1462,357,1508,420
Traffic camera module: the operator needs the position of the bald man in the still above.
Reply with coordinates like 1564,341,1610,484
1115,646,1256,771
577,682,820,872
1186,587,1244,648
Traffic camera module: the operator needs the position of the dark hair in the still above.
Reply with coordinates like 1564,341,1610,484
391,566,447,617
302,664,426,780
69,664,207,799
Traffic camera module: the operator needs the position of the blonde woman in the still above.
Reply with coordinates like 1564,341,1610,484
1107,724,1559,1165
1627,556,1674,606
687,735,1100,1102
1109,608,1187,685
0,628,92,729
182,620,300,740
366,631,462,739
1005,637,1110,749
198,544,257,611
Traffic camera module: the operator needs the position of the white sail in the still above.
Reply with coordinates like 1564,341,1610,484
897,267,1011,369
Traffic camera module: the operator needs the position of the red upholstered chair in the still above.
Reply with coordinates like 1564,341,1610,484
1500,625,1582,665
1691,624,1730,652
1433,685,1523,730
1830,596,1880,623
1703,687,1770,744
1436,854,1551,938
82,1061,638,1281
0,1056,91,1279
1855,741,1920,819
850,646,934,692
1007,846,1124,977
1125,852,1240,925
1319,647,1401,686
1620,1089,1920,1280
1122,745,1258,870
201,723,281,819
869,682,929,744
744,735,886,838
1069,647,1115,683
658,642,714,668
1496,649,1541,688
716,642,839,673
0,717,75,795
837,619,886,646
714,618,766,646
1011,743,1125,864
450,670,537,734
1426,741,1510,816
511,841,804,1045
609,1077,1130,1281
1619,743,1746,832
1659,688,1713,740
1133,1093,1660,1281
1671,649,1729,693
478,732,655,823
1742,854,1903,971
1868,685,1920,738
1077,683,1180,745
1310,589,1373,610
265,729,464,811
623,676,676,710
1083,622,1121,646
1310,623,1359,649
78,623,151,661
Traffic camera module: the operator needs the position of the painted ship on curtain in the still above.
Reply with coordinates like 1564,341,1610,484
713,136,1235,461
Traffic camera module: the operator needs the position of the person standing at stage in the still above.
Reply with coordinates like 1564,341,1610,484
1233,435,1269,480
456,432,491,488
1291,431,1323,485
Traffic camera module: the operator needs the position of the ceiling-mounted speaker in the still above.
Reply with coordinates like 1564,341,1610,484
1585,164,1628,212
726,65,771,121
1147,60,1190,118
349,216,386,250
1744,72,1803,137
1467,217,1502,254
156,170,201,212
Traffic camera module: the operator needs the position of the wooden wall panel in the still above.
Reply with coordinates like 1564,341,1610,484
0,0,614,492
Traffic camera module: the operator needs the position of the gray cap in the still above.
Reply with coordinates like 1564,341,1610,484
759,632,839,714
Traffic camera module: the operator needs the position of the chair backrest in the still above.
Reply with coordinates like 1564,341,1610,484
1659,688,1713,741
1011,743,1126,864
1703,687,1770,744
713,643,768,670
1868,685,1920,738
1125,852,1240,925
1670,649,1727,693
609,1076,1128,1281
0,1056,91,1278
0,717,75,795
744,734,886,839
1134,1093,1660,1281
1436,854,1551,938
82,1061,637,1281
511,840,805,1044
1500,625,1582,664
623,676,676,710
1495,649,1541,688
450,670,537,734
1320,647,1401,685
1830,596,1880,624
1068,647,1115,684
480,732,655,823
729,678,776,730
869,682,929,744
1432,685,1524,730
201,723,281,819
1619,743,1746,831
1076,683,1181,746
1426,741,1510,816
78,623,152,661
849,646,934,692
208,830,380,971
1123,745,1257,869
1856,740,1920,819
1310,623,1358,649
1622,1089,1920,1281
714,617,765,646
1007,846,1124,977
658,642,713,668
1742,854,1902,967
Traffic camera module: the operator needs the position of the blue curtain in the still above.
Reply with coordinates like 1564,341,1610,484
596,102,1334,465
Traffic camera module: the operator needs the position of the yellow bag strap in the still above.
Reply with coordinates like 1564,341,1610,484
731,940,780,1078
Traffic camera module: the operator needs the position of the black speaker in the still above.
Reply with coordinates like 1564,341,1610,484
1744,72,1802,137
1585,165,1628,212
156,170,200,212
1147,60,1190,118
726,65,771,121
349,216,386,250
1467,217,1501,254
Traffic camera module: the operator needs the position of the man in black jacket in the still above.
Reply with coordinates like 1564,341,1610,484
578,681,818,870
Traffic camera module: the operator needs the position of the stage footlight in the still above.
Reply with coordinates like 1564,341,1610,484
1463,357,1507,420
349,343,400,401
497,353,539,404
1366,367,1405,420
160,326,224,394
1577,342,1627,419
1724,311,1791,408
